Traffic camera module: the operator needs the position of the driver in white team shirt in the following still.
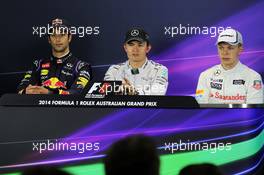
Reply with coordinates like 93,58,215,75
196,28,263,104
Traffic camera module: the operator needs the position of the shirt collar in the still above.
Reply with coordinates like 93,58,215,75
51,52,71,64
220,61,241,73
126,58,149,71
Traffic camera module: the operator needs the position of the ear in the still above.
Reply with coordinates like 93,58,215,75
238,45,243,54
146,44,151,53
48,36,51,44
68,34,72,43
123,44,127,52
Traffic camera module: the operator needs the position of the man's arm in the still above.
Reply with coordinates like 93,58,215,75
17,60,41,94
246,74,263,104
151,66,168,95
59,61,92,95
104,65,118,81
143,66,168,95
24,85,50,94
195,72,210,104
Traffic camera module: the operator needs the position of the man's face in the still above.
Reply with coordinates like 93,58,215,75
217,42,243,69
48,28,72,53
124,41,151,63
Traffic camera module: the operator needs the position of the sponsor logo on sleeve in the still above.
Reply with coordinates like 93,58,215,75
77,77,89,87
24,74,32,79
79,70,90,79
196,89,204,98
161,68,168,78
253,80,262,90
77,62,86,70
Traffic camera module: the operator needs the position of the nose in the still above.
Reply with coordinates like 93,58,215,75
132,45,139,52
55,35,62,42
221,47,229,55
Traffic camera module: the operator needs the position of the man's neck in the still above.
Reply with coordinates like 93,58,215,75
52,49,70,58
221,61,239,70
129,59,147,69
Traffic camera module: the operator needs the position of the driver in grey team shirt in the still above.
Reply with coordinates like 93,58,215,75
104,28,168,95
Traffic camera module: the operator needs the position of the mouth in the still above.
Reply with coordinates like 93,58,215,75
222,57,231,61
55,43,63,47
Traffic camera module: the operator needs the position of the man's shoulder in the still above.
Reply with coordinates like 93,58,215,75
75,60,92,72
30,58,48,70
68,54,90,65
108,61,126,70
148,60,167,70
240,63,261,78
67,54,92,71
32,57,51,66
